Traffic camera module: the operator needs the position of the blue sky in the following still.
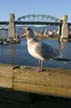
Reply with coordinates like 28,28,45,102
0,0,71,21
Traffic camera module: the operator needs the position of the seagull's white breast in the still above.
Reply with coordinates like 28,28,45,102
27,39,45,60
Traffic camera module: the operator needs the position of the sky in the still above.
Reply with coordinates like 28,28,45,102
0,0,71,21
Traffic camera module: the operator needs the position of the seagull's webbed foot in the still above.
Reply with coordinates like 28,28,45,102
36,67,45,72
36,60,44,72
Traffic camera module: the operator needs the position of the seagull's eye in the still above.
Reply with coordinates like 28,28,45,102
27,27,30,31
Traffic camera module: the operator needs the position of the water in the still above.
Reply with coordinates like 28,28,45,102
0,39,71,69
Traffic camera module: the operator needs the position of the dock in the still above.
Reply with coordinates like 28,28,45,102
0,64,71,99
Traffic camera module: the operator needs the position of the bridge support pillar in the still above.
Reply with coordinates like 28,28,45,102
8,13,16,41
59,15,68,41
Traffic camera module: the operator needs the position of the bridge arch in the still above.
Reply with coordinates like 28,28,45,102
17,14,60,22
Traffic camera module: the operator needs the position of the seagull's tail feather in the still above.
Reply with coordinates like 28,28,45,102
54,57,71,62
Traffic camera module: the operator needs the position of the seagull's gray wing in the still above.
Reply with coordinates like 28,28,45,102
35,41,60,60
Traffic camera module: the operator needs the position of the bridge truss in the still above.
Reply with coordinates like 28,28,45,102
17,14,60,23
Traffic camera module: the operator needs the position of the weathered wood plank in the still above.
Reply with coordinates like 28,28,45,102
13,66,71,98
0,64,13,88
13,68,71,87
0,64,71,98
14,82,71,98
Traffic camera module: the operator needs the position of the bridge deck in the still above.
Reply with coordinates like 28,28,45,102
0,21,71,25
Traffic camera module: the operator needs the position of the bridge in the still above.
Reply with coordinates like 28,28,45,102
17,14,59,22
16,14,60,25
0,14,60,25
0,14,71,25
0,13,71,41
0,21,71,25
0,21,62,26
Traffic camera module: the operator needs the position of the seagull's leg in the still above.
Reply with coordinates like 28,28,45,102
39,59,41,70
40,60,43,71
37,60,44,72
40,60,44,71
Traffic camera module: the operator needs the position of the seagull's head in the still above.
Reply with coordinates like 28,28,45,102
21,27,35,39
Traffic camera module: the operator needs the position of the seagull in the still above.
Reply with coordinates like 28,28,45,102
21,27,60,71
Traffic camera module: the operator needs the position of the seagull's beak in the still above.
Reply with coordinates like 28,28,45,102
20,33,26,38
20,31,27,38
20,28,28,38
